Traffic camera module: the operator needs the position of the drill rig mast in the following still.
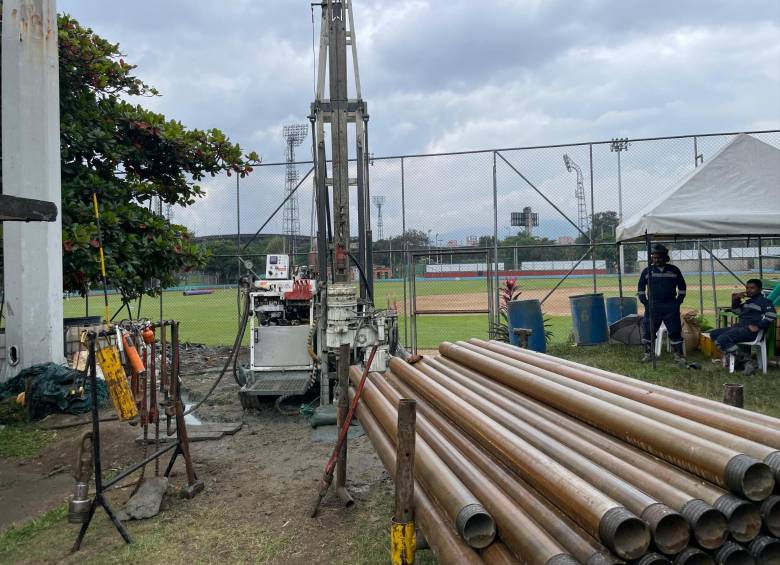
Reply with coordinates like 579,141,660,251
310,0,394,407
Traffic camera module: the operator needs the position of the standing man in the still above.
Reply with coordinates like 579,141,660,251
710,279,776,375
637,244,687,363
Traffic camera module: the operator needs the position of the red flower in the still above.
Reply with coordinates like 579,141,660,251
63,240,74,252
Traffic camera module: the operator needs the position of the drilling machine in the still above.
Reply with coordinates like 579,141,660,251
239,0,397,410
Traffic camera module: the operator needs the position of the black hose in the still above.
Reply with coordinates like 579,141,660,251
183,290,250,416
346,251,373,303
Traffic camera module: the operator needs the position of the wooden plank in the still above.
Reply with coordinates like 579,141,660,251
0,195,58,222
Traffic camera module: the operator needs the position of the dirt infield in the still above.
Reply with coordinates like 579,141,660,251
406,284,740,316
408,289,590,316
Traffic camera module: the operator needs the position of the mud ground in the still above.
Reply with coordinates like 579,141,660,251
0,345,408,564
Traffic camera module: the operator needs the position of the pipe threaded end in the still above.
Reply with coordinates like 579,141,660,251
714,541,751,565
586,552,624,565
635,552,671,565
598,506,650,560
545,554,580,565
724,454,774,501
714,494,761,543
760,494,780,537
640,503,690,555
673,547,712,565
455,503,495,549
680,499,728,550
764,451,780,481
749,535,780,563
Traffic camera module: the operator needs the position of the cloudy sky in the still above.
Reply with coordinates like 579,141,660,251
58,0,780,239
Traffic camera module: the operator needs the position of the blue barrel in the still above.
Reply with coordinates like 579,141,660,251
605,297,638,325
570,293,609,346
507,299,546,352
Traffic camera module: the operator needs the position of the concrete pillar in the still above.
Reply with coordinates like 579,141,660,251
2,0,63,381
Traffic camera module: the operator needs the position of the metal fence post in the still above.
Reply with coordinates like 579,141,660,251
401,157,408,347
236,174,242,331
492,151,499,320
589,144,597,293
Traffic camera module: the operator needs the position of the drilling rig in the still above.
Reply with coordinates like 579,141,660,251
238,0,396,411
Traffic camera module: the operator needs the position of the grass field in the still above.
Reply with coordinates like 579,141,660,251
58,273,768,348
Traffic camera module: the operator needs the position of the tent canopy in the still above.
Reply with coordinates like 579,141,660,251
616,134,780,242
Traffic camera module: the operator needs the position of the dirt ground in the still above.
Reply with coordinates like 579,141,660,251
0,346,404,564
408,284,740,316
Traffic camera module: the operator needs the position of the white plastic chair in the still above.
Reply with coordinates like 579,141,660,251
726,330,768,375
655,322,672,357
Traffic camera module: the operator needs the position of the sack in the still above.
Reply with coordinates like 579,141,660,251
681,310,702,355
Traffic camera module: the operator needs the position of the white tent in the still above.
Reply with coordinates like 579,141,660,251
617,134,780,242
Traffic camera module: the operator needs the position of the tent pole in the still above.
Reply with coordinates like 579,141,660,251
646,234,656,370
709,239,718,321
697,240,704,320
758,236,763,280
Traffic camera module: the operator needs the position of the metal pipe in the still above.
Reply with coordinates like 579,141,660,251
479,543,522,565
408,359,690,555
368,372,578,564
674,547,714,565
423,356,721,551
760,495,780,537
335,343,352,505
384,370,622,565
347,388,483,565
713,541,752,565
434,356,763,544
748,535,780,564
636,554,672,565
348,368,496,549
473,339,780,452
483,341,780,432
446,341,775,500
387,358,651,560
472,339,780,487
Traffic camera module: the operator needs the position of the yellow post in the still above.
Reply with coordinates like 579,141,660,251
91,192,111,326
392,399,417,564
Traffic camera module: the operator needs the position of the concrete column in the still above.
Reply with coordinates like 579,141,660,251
2,0,63,381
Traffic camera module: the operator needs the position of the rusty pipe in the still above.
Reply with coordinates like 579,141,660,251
748,535,780,564
470,339,780,483
485,339,780,434
674,547,714,565
441,341,775,502
383,370,623,565
348,368,496,549
409,359,689,555
348,388,484,565
387,358,651,560
425,356,726,550
366,371,578,565
636,554,672,565
434,356,763,545
713,541,752,565
760,495,780,537
479,542,522,565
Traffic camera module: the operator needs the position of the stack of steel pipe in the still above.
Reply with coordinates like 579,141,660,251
350,338,780,564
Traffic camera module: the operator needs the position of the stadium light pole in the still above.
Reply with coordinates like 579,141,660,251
611,138,630,275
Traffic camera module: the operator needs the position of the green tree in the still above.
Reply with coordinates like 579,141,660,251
0,12,260,302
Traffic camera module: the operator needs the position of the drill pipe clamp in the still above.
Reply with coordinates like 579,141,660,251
391,520,416,565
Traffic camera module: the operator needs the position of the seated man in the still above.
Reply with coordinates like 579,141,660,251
710,278,777,375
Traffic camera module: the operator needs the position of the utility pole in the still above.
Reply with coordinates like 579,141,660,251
2,0,64,381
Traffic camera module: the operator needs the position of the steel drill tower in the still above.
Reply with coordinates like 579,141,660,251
282,124,308,256
563,154,589,235
371,195,385,241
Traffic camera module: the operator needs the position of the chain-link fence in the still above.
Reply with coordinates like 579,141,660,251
38,128,780,348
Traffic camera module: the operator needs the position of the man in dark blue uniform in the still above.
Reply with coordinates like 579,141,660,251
710,279,777,375
637,244,687,363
